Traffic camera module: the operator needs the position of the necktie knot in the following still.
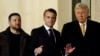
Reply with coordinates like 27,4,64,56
49,29,53,36
49,29,52,32
81,23,85,26
48,29,55,43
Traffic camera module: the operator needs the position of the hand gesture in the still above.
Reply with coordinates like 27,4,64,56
64,43,75,55
34,45,43,56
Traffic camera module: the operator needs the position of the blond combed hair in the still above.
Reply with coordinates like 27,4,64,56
75,3,89,13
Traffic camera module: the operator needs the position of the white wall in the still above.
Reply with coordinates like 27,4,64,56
58,0,72,32
1,0,100,34
91,0,100,22
0,0,20,32
0,0,58,35
0,0,72,34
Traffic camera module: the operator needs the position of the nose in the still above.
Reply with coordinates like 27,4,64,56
79,13,83,17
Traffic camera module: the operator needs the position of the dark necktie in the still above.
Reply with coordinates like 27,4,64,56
49,29,55,44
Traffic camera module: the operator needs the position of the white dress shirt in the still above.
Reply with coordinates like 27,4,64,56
44,24,56,42
79,20,87,32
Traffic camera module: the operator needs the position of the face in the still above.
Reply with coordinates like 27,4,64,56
44,11,56,28
9,15,21,30
75,8,88,23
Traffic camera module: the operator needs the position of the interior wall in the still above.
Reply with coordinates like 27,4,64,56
1,0,98,34
58,0,72,32
91,0,100,22
0,0,58,35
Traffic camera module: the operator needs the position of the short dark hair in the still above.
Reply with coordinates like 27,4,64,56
43,8,57,16
8,13,21,21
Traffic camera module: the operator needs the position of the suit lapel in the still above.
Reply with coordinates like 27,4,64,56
75,20,90,38
41,26,57,43
52,29,57,43
75,21,85,38
41,26,50,38
84,20,90,37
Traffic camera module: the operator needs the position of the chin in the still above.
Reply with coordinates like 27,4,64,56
48,25,52,28
15,27,21,29
79,21,84,23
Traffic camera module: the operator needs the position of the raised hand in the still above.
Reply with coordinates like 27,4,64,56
64,43,75,55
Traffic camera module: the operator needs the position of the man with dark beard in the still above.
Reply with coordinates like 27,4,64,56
0,13,30,56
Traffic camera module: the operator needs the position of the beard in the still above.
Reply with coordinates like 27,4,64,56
11,26,21,31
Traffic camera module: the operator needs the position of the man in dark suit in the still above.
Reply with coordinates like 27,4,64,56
30,8,61,56
61,3,100,56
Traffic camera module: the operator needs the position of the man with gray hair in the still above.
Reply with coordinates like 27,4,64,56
61,3,100,56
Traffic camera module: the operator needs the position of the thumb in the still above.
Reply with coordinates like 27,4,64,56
39,45,43,48
72,47,75,50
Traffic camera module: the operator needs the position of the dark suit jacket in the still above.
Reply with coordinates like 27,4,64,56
30,26,61,56
61,19,100,56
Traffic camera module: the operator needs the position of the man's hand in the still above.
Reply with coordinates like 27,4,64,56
64,43,75,55
34,45,43,56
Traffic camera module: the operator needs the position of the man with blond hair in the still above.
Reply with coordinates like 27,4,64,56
61,3,100,56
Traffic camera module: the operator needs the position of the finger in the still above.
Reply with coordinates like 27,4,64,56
39,45,43,48
69,47,76,53
34,49,38,55
72,47,75,50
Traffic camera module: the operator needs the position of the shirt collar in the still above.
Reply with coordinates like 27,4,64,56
44,24,52,31
79,19,87,26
